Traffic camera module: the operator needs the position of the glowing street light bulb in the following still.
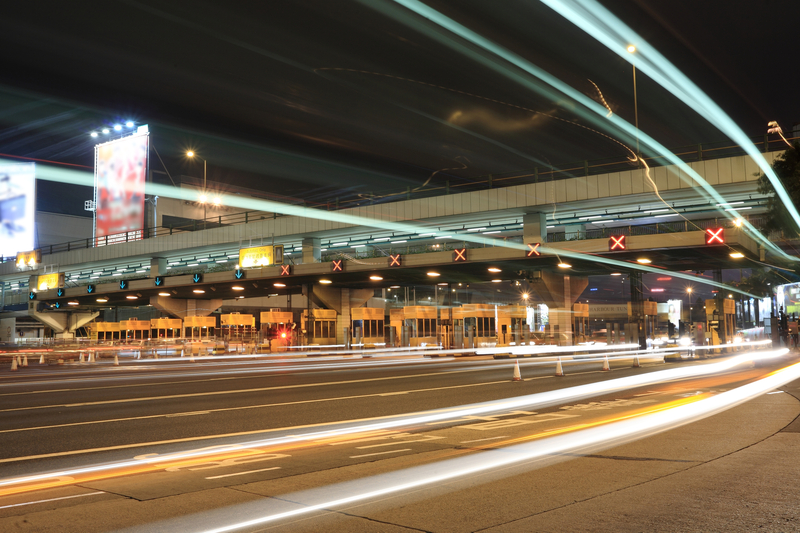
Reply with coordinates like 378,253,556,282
102,128,109,134
213,196,221,206
186,151,194,157
125,121,134,128
113,124,122,131
198,194,207,203
90,132,98,137
627,44,636,53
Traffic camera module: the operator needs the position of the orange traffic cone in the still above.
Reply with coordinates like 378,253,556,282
512,359,522,381
601,354,611,371
39,354,45,365
10,357,18,371
632,354,641,368
555,357,564,377
113,354,119,366
22,355,28,367
79,352,85,363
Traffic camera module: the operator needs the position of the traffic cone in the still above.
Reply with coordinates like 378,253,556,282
632,354,641,368
555,357,564,377
17,355,22,367
89,351,96,363
10,357,18,371
512,359,522,381
113,354,119,366
79,352,85,363
153,351,158,360
601,354,611,371
39,354,45,365
22,355,28,367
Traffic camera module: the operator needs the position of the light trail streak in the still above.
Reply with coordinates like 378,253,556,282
135,358,800,533
373,0,790,262
0,348,786,498
539,0,800,258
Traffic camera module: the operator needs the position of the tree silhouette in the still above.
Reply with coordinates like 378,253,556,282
757,141,800,235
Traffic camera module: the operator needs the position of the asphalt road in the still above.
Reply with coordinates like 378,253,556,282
0,349,797,532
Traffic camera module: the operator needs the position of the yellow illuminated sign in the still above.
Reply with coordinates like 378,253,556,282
238,245,283,268
37,273,64,291
16,250,40,269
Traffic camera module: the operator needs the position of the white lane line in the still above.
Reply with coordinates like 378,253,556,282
350,449,411,459
205,467,280,480
356,437,443,449
165,411,210,418
0,367,494,414
0,377,512,435
0,491,105,510
459,436,509,444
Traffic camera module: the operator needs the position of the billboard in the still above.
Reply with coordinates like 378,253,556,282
0,162,35,258
36,273,64,291
94,132,148,245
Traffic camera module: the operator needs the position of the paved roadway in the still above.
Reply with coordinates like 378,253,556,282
0,349,798,532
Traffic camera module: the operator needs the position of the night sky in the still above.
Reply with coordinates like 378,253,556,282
0,0,797,215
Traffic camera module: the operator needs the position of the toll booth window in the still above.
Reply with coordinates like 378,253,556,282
489,317,496,335
369,320,377,336
377,320,384,336
322,320,330,338
353,319,363,335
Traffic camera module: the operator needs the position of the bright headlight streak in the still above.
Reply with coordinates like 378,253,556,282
0,349,784,494
378,0,789,261
540,0,799,258
172,355,800,533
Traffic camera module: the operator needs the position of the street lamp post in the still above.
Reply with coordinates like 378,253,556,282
187,151,207,229
627,45,639,160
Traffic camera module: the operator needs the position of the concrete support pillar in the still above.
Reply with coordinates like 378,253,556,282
150,296,223,318
336,288,351,345
523,212,547,244
150,257,167,278
302,237,321,264
530,272,588,345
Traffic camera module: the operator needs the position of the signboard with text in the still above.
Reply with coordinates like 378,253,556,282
37,273,64,291
0,162,36,258
238,245,284,268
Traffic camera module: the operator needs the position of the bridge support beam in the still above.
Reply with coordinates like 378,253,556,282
150,296,222,319
302,237,321,264
523,212,547,243
529,272,588,345
28,308,99,337
150,257,167,278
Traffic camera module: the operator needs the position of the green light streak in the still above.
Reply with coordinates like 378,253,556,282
377,0,790,261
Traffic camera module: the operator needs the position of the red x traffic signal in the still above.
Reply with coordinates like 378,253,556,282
453,248,467,262
526,243,541,257
706,227,724,245
331,259,343,272
609,235,626,251
389,254,402,267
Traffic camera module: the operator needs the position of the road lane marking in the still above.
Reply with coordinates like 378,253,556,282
459,436,509,444
350,449,411,458
0,491,105,509
0,377,513,435
0,367,503,414
205,467,280,480
356,436,445,449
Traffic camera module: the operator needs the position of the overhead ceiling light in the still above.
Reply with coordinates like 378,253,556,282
232,286,244,291
331,242,348,246
644,209,669,214
238,295,245,299
274,283,286,287
491,279,502,283
488,267,501,273
725,207,751,211
637,258,652,264
654,214,677,218
193,289,205,294
126,295,138,300
418,233,436,237
483,230,501,234
734,218,743,227
158,292,170,296
96,298,108,303
369,275,383,281
467,227,486,232
730,252,744,258
579,215,602,220
373,237,390,242
610,273,622,276
67,301,79,306
716,201,743,206
390,285,400,289
558,263,572,268
437,282,448,286
319,279,332,284
391,240,406,244
434,235,452,239
427,272,440,277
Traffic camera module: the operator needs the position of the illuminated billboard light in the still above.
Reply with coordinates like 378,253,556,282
93,132,149,246
0,162,35,258
238,245,284,268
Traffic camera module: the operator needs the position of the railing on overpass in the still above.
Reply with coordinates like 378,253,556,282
1,133,796,267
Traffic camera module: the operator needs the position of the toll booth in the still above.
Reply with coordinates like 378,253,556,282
261,310,296,351
573,303,589,344
453,304,496,348
403,306,439,347
498,305,528,346
121,318,151,341
220,313,256,340
351,307,385,347
706,298,735,347
184,316,215,340
627,301,658,345
95,322,121,341
301,309,337,345
150,318,182,339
